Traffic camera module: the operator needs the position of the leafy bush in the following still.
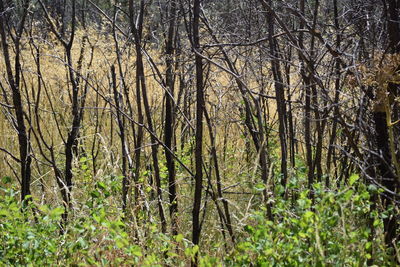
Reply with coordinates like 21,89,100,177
0,183,142,266
225,177,395,266
1,176,397,266
0,188,62,265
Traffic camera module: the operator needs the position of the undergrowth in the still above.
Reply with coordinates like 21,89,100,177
0,174,396,266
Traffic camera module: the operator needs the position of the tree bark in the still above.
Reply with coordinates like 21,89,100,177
164,0,179,236
192,0,204,265
0,0,32,204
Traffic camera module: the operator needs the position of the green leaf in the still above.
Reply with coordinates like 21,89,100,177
167,252,179,258
50,207,64,219
343,190,354,201
0,209,9,217
130,245,143,257
192,245,199,255
2,176,12,184
93,213,101,223
96,182,106,191
90,190,100,198
116,238,128,248
349,174,359,186
174,234,184,242
254,183,266,191
303,210,314,219
244,225,254,233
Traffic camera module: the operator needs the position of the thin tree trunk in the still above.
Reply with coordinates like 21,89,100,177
204,109,235,243
326,0,341,187
129,0,145,209
297,0,314,193
192,0,204,264
164,0,179,235
140,63,168,234
111,65,132,213
0,0,32,204
266,0,288,191
374,0,399,251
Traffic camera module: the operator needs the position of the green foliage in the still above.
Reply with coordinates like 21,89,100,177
0,183,141,266
226,180,394,266
0,173,397,266
0,178,205,266
0,188,61,265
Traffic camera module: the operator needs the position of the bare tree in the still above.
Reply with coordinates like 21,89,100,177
164,0,179,236
191,0,204,265
0,0,32,204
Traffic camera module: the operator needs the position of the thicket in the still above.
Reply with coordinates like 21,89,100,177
0,175,397,265
0,0,400,266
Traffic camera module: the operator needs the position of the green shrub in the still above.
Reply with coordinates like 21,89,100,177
226,179,394,266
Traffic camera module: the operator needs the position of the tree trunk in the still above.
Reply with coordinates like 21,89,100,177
0,0,32,204
192,0,204,265
164,0,179,236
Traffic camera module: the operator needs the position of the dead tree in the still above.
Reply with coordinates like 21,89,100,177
0,0,32,204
